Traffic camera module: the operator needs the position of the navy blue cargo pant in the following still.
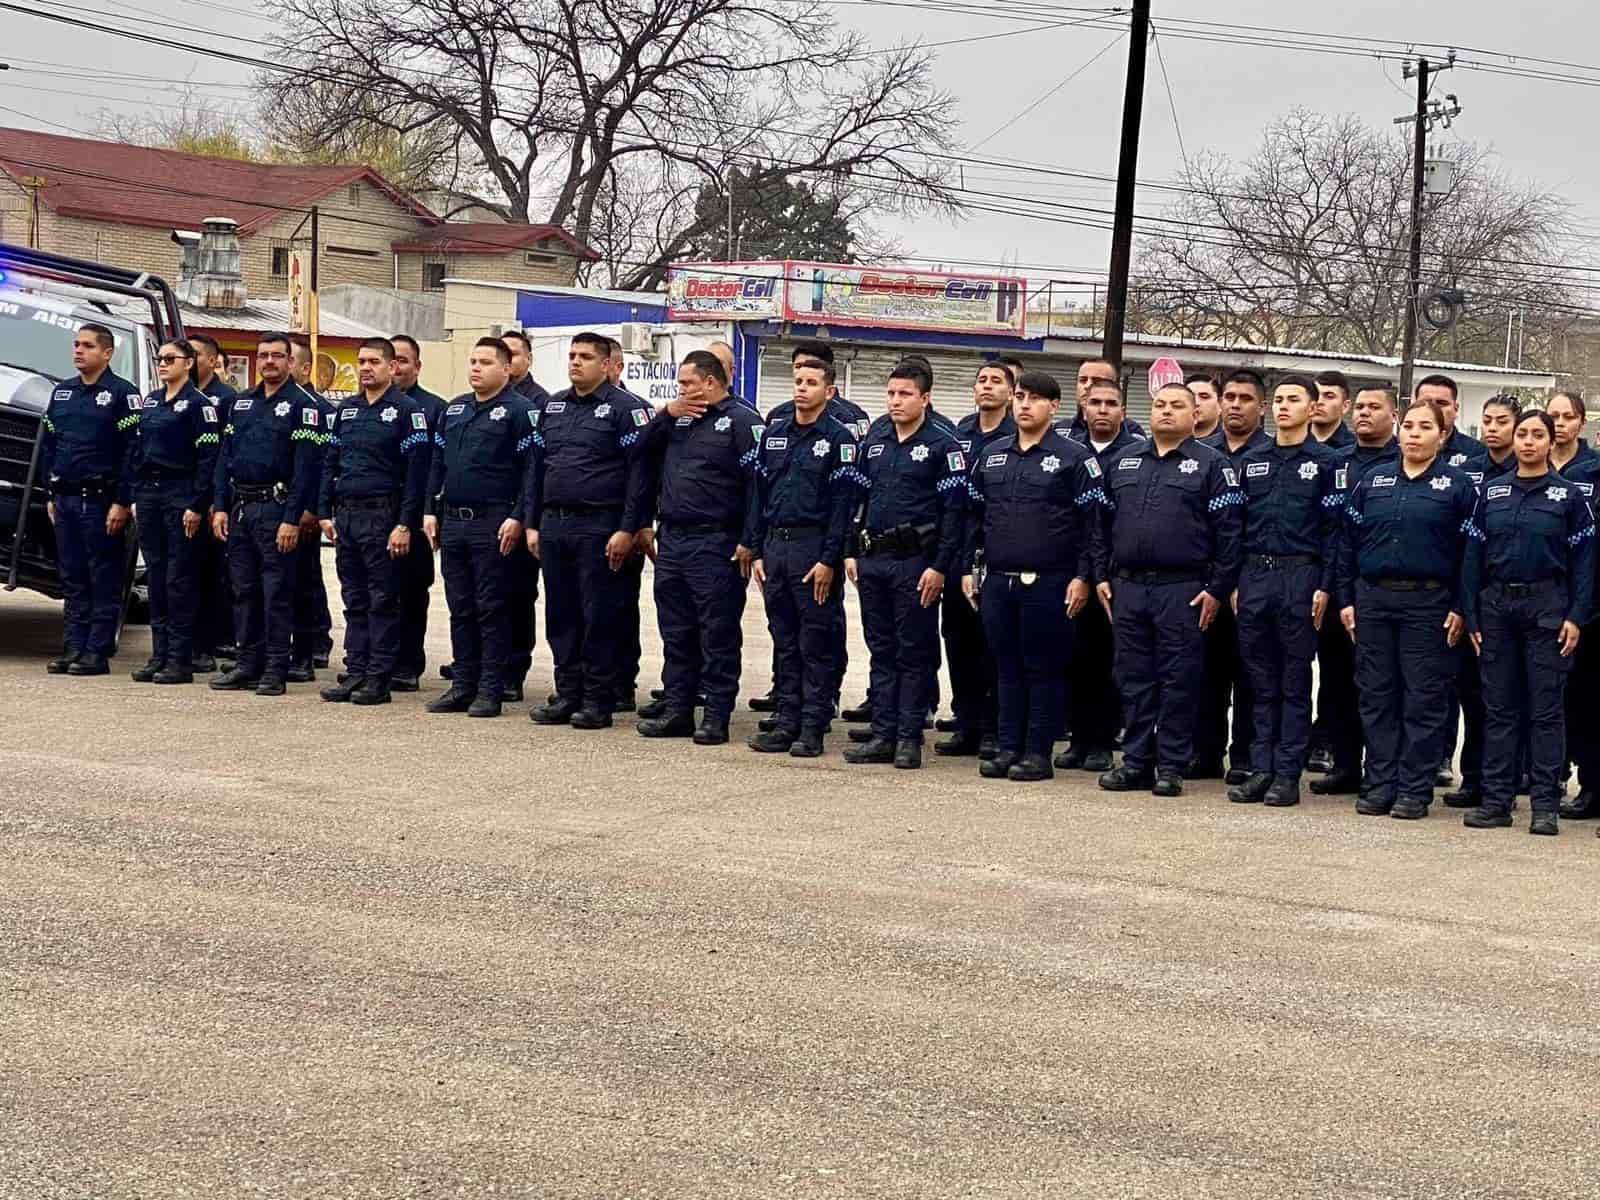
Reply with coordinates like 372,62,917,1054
655,525,747,723
1567,617,1600,792
54,492,125,658
1479,581,1572,815
1354,580,1455,807
440,505,516,700
503,542,539,688
542,510,627,714
396,532,435,679
943,577,998,740
1443,638,1486,792
1113,575,1207,774
1314,612,1362,773
1237,561,1320,783
135,480,202,667
762,529,842,736
1195,602,1254,771
1068,596,1119,752
196,520,233,655
618,550,645,700
227,498,296,678
334,498,405,683
982,570,1073,759
291,526,332,665
857,550,940,744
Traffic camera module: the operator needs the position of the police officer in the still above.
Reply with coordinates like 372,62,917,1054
633,350,762,745
1096,383,1243,797
1310,371,1356,452
190,332,236,671
937,361,1017,758
40,323,141,676
748,357,860,757
500,329,547,703
1547,393,1600,821
1463,396,1518,486
422,338,537,718
288,339,335,677
1058,357,1147,441
1188,372,1221,441
1192,368,1271,783
1058,378,1141,772
527,332,654,729
963,370,1101,781
129,338,219,684
1337,397,1479,820
1461,407,1595,836
210,333,325,695
1310,385,1399,798
1227,375,1341,808
387,334,443,691
844,360,968,769
317,338,431,707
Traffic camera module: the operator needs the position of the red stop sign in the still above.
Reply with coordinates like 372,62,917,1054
1147,356,1184,397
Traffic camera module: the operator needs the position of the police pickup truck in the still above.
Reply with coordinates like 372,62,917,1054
0,244,184,611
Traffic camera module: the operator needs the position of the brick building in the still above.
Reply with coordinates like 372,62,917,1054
0,127,593,294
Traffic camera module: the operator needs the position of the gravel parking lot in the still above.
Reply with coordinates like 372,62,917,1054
3,553,1597,1198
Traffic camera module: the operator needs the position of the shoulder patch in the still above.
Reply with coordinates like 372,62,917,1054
1334,467,1348,490
411,411,428,431
302,407,318,426
1222,467,1239,487
947,450,966,472
1084,457,1101,478
839,444,855,463
631,407,651,427
202,405,218,424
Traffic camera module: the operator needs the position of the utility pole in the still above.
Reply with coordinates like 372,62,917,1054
1395,52,1460,399
309,204,320,366
1101,0,1150,371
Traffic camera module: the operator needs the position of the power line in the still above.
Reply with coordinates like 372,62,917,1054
968,30,1126,151
1149,26,1187,169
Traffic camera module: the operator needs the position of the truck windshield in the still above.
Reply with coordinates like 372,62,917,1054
0,291,137,381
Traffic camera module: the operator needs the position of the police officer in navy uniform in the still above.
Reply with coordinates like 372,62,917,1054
40,322,141,676
500,329,549,704
526,332,654,729
938,361,1017,758
963,370,1102,781
1310,371,1356,453
1546,392,1600,822
1309,385,1399,798
748,356,861,757
1096,382,1244,797
191,332,236,670
317,338,431,707
1188,372,1221,441
1461,406,1596,836
1227,374,1342,808
129,338,219,685
844,359,968,769
210,333,325,696
387,334,443,691
1058,379,1141,773
288,339,335,678
1058,358,1148,441
1337,396,1480,820
422,338,537,718
633,350,763,745
1192,368,1271,783
1462,396,1517,487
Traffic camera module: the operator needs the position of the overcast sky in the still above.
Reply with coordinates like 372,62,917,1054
3,0,1595,290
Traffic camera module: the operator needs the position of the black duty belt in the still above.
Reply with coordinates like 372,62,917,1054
545,505,620,520
1247,553,1318,569
662,520,738,536
444,503,509,520
769,523,823,541
1494,579,1555,597
1368,577,1443,592
338,492,400,511
860,524,935,558
52,479,113,498
136,467,190,485
1115,567,1205,585
234,483,282,503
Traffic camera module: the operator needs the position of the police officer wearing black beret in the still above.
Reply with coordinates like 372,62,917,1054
1096,382,1244,797
316,338,431,707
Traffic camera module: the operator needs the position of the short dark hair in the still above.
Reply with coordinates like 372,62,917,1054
793,357,836,385
257,332,293,354
570,331,609,355
889,361,932,394
501,329,532,353
1514,407,1555,440
390,334,421,358
474,336,512,364
1275,373,1318,401
977,361,1015,389
1313,370,1351,396
77,322,115,351
791,340,834,365
1183,371,1217,388
682,349,728,386
997,356,1025,382
1415,373,1459,401
190,332,222,357
358,336,396,361
1402,397,1447,430
1085,378,1124,403
1354,385,1398,409
1016,370,1061,401
603,337,623,358
1550,390,1587,421
1482,393,1521,419
1222,368,1267,399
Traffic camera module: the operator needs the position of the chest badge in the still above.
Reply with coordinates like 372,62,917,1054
1041,455,1061,473
1547,486,1568,502
274,400,290,417
1179,458,1198,474
909,445,929,462
594,403,611,419
1430,476,1452,491
173,399,189,414
490,405,507,421
813,438,831,458
715,416,731,432
1298,461,1317,480
95,390,113,407
381,406,398,423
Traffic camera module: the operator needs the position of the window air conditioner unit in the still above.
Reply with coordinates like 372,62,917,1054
617,322,654,355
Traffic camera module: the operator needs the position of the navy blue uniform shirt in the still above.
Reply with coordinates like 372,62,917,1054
214,380,325,525
766,393,870,442
1551,441,1600,504
752,412,861,568
1337,457,1480,609
954,409,1016,468
1097,437,1245,600
867,404,958,441
132,382,220,513
967,428,1104,577
426,388,538,520
1461,449,1515,487
404,382,446,431
1066,422,1142,471
320,386,432,529
512,374,551,403
1440,427,1487,470
1202,425,1273,466
855,414,969,577
1062,411,1147,441
1337,440,1399,493
1461,470,1597,630
1237,438,1343,593
641,396,764,547
198,373,238,415
528,382,654,531
1315,423,1356,453
41,368,143,505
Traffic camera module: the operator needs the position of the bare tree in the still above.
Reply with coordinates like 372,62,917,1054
257,0,959,285
1134,110,1578,365
96,88,260,161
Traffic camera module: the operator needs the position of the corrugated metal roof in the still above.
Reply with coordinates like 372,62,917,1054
112,295,388,339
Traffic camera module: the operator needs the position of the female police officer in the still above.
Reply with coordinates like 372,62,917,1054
1338,398,1480,821
1547,392,1600,821
1461,407,1596,835
130,339,220,684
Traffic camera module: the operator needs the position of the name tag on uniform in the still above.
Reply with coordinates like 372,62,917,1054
446,403,465,415
1467,472,1484,484
1117,457,1142,471
959,440,973,453
765,437,788,451
342,408,359,420
1581,483,1595,497
52,388,71,402
676,416,693,426
1246,462,1270,477
234,398,253,411
547,401,566,413
985,453,1008,467
1486,484,1513,499
867,443,885,458
1371,474,1396,488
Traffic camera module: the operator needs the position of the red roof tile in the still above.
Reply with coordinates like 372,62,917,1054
390,221,600,262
